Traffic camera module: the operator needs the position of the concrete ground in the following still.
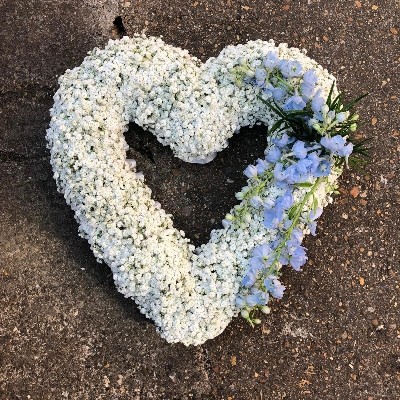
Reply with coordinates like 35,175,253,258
1,0,399,398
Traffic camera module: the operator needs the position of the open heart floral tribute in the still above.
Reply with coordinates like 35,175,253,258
46,35,367,345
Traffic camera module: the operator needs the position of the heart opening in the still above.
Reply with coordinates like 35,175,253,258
124,123,267,247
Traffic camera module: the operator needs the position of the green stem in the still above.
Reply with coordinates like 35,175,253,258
261,176,325,281
233,170,274,223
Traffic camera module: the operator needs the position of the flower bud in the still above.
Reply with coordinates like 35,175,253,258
313,123,321,132
308,118,318,127
235,192,244,200
244,213,252,223
253,319,262,324
241,309,250,319
225,213,235,221
350,123,357,132
135,172,144,181
261,306,271,314
327,110,336,121
245,69,255,78
222,219,231,229
126,158,137,169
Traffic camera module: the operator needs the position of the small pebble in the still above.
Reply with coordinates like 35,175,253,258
171,168,180,176
350,186,360,197
181,206,192,217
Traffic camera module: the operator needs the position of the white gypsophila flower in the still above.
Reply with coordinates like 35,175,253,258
46,35,340,345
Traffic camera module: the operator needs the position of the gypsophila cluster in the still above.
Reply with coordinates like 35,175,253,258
46,35,357,345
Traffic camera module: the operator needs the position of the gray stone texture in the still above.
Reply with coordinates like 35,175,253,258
1,0,399,398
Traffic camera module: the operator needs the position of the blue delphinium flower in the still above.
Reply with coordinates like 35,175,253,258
273,87,286,101
255,68,267,82
244,164,258,178
296,158,313,175
246,288,269,306
278,233,308,271
289,246,308,271
250,195,264,208
284,93,306,111
280,60,303,78
256,158,270,174
301,70,319,100
262,82,275,96
263,51,280,69
242,271,257,287
273,133,293,148
273,162,288,182
249,243,274,271
300,82,315,101
306,151,322,173
290,227,303,243
335,112,347,123
284,164,301,184
264,191,292,229
276,190,294,213
311,91,326,120
253,243,273,259
320,135,354,157
268,140,335,186
265,145,282,163
264,207,284,229
303,69,318,85
315,158,331,177
236,295,247,308
282,238,307,271
264,275,286,299
308,207,323,236
292,140,308,159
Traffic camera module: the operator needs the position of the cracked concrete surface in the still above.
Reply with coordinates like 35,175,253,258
1,0,399,399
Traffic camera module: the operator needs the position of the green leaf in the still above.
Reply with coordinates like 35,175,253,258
331,93,344,110
342,92,369,112
285,110,312,117
269,119,285,134
326,81,336,108
288,204,300,220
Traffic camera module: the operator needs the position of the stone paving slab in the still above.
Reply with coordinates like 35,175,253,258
1,0,399,399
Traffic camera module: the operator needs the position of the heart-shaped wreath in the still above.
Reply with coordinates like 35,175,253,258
46,35,367,345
